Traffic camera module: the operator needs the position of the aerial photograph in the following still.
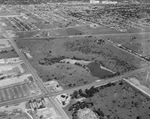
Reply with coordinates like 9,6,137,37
0,0,150,119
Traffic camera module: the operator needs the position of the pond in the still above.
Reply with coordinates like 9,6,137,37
87,62,114,79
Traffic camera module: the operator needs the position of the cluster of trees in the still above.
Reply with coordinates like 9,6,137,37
39,56,65,65
68,101,94,119
68,101,93,112
95,39,106,45
64,39,93,53
71,82,117,99
71,86,99,99
93,108,104,119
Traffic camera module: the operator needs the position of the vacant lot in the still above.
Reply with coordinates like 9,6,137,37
16,38,100,89
15,36,148,89
61,36,147,73
125,67,150,91
64,80,150,119
95,32,150,61
96,32,150,44
122,38,150,59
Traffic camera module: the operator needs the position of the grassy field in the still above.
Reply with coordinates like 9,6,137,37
64,80,150,119
16,38,100,89
96,32,150,44
122,38,150,58
94,32,150,60
15,35,148,89
15,31,40,38
58,36,147,73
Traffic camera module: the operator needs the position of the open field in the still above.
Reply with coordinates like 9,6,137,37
16,37,100,89
15,35,148,89
121,38,150,60
52,36,147,73
93,32,150,61
95,32,150,44
63,80,150,119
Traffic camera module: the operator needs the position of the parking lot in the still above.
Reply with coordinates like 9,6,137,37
0,82,40,102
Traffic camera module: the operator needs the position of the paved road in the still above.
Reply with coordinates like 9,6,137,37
48,97,70,119
15,24,88,33
17,30,150,40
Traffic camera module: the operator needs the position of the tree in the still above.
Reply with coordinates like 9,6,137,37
72,90,78,99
